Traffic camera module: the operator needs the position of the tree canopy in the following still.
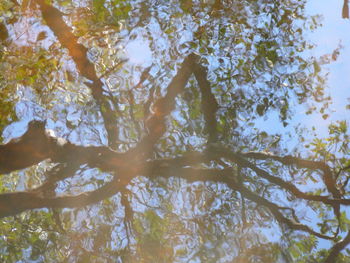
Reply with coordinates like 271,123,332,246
0,0,350,262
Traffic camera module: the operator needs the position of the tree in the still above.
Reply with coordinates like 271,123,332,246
0,0,349,262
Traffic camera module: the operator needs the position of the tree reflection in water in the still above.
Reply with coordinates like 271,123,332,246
0,0,349,262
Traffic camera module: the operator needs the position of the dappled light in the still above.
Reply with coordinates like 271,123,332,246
0,0,350,262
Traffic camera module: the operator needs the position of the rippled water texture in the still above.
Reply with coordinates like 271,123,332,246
0,0,349,262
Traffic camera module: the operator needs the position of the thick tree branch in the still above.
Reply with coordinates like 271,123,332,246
0,53,201,176
4,165,331,239
0,176,126,218
0,152,344,241
343,0,349,19
0,121,58,173
2,127,350,210
3,125,350,210
125,54,196,158
0,120,130,174
192,56,219,143
34,0,119,148
324,230,350,263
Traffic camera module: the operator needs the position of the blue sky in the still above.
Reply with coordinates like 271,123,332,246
255,0,350,141
303,0,350,133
